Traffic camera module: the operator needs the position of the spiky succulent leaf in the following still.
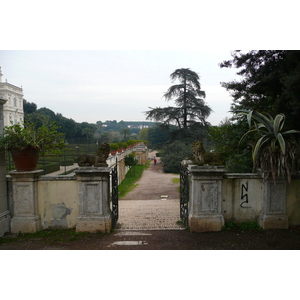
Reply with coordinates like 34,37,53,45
252,135,270,163
235,109,300,183
277,133,286,155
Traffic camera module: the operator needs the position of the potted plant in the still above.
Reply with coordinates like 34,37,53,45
237,110,300,182
0,121,66,171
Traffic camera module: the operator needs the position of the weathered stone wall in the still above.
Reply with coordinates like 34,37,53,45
6,150,133,231
286,179,300,225
221,175,300,226
38,176,78,229
6,160,299,233
222,174,263,223
188,165,300,232
133,143,149,165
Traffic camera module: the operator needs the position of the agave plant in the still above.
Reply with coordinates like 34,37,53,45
236,110,300,182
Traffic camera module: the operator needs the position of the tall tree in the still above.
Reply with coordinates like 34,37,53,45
138,128,148,141
23,99,37,114
145,68,211,133
220,50,300,130
120,127,130,141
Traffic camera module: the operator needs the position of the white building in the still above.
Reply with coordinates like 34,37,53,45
0,67,24,127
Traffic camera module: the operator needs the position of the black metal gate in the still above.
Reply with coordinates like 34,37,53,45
180,163,189,227
111,160,119,229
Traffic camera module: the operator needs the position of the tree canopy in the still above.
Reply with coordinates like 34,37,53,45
220,50,300,130
22,100,155,142
145,68,211,135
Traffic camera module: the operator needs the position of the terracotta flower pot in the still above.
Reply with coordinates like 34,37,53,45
11,147,40,172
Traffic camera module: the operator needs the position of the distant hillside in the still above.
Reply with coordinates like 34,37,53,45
23,100,156,141
108,121,156,129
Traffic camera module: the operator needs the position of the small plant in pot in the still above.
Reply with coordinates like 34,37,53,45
236,110,300,183
0,121,66,172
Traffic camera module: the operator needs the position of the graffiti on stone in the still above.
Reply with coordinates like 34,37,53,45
240,181,250,208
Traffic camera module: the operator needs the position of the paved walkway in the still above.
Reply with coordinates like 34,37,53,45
117,152,184,230
117,200,184,230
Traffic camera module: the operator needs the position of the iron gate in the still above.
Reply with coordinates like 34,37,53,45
180,163,189,227
111,160,118,228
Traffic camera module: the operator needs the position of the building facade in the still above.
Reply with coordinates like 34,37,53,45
0,67,24,127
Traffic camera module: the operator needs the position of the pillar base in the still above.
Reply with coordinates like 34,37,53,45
258,213,289,230
189,214,224,233
9,170,43,233
76,214,111,233
11,215,41,233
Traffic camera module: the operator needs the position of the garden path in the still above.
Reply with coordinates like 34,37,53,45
117,152,184,230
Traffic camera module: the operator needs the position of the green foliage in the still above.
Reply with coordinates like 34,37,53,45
23,99,37,114
147,124,172,149
117,142,128,149
160,141,193,173
171,178,180,184
222,221,235,230
120,127,130,141
208,119,253,172
118,164,147,198
0,121,66,155
23,100,155,142
138,128,148,141
225,154,253,173
237,110,300,182
172,177,180,193
0,229,104,245
145,68,211,137
222,221,262,231
109,143,119,151
220,50,300,131
124,153,138,167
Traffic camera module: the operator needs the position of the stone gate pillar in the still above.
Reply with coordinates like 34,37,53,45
258,179,289,229
0,98,11,237
75,167,112,233
10,170,43,233
188,166,226,232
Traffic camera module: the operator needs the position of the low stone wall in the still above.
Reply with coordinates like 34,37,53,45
38,175,78,229
222,174,300,225
6,162,299,233
5,145,148,233
188,165,300,232
7,169,112,233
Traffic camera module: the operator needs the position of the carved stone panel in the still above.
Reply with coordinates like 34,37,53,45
14,183,34,215
259,179,288,229
83,183,101,214
76,168,112,233
188,166,226,232
9,170,42,233
267,181,286,214
199,181,218,213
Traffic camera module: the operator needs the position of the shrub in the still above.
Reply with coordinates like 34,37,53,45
160,141,193,173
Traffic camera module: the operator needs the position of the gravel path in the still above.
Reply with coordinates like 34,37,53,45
117,152,184,230
120,153,179,201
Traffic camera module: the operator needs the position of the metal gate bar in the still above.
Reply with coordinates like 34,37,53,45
111,160,118,228
180,163,189,227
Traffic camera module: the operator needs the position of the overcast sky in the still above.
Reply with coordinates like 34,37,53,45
0,50,239,125
2,2,295,128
